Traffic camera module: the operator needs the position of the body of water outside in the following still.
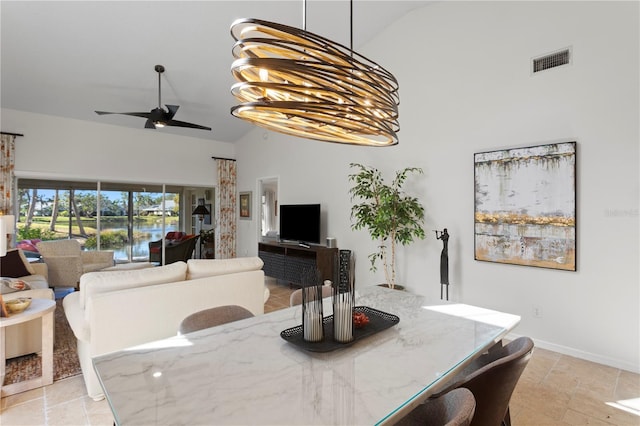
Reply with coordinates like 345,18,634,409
21,217,180,262
103,218,179,262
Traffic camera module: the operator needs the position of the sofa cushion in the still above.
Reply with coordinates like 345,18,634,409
21,274,49,290
186,257,264,280
0,249,35,277
80,261,187,310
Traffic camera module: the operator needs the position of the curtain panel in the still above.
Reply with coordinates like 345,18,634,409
0,134,16,215
215,159,237,259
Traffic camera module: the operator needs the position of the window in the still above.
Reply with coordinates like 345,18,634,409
17,179,184,263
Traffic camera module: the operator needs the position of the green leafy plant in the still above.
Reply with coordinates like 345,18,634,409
349,163,426,289
16,225,56,241
85,229,129,249
200,228,215,243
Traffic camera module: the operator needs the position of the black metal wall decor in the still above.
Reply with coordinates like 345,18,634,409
435,229,449,300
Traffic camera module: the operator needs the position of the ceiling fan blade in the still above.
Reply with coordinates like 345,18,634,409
166,119,212,131
95,111,152,119
165,105,179,120
95,66,210,132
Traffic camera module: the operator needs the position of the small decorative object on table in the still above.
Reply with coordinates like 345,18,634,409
333,249,355,343
4,296,32,315
301,269,324,342
280,306,399,352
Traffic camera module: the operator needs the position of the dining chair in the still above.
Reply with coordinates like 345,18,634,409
430,336,534,426
289,285,333,306
395,387,476,426
179,304,254,334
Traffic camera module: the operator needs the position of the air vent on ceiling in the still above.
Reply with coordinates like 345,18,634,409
532,47,571,74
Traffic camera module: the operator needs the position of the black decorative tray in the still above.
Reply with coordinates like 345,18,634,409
280,306,400,352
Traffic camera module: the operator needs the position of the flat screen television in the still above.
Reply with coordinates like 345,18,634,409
279,204,321,244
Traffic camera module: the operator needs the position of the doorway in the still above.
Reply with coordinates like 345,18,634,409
258,177,278,241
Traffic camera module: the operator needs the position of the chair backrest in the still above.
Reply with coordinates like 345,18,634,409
450,337,534,426
163,235,199,264
36,239,81,257
396,387,476,426
179,304,255,334
289,285,333,306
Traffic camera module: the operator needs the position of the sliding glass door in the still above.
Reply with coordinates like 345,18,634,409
17,179,184,263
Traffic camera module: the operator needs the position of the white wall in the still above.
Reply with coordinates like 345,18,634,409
3,109,234,186
4,1,637,373
235,1,639,372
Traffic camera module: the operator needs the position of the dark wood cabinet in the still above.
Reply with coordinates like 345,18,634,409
258,242,338,285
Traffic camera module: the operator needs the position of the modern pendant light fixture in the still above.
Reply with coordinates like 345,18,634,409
230,0,399,146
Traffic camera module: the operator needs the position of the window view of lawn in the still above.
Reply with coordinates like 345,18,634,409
17,185,181,262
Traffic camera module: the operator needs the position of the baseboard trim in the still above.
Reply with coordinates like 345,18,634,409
506,332,640,374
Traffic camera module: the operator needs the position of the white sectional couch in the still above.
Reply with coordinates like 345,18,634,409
63,257,266,401
1,249,55,359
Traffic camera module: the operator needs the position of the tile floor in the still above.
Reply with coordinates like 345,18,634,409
1,279,638,425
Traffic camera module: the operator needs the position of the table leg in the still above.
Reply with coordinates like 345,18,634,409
41,311,54,386
1,327,6,390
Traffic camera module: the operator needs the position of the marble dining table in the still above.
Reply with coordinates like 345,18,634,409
93,285,520,425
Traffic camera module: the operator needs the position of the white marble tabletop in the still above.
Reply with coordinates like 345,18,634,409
93,286,520,425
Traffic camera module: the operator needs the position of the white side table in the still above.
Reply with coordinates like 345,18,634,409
1,298,56,397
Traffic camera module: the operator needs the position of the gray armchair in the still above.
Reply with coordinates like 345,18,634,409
36,239,114,289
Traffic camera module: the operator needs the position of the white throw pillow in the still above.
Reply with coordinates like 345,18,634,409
186,257,264,280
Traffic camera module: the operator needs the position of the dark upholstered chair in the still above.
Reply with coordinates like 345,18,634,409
179,305,255,334
428,336,534,426
395,387,476,426
148,233,198,265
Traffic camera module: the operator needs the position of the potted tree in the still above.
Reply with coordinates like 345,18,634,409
200,228,215,259
348,163,426,289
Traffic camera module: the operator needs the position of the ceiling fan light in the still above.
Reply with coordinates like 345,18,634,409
154,121,166,128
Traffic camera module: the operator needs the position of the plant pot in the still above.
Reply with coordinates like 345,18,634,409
377,283,405,291
203,242,215,259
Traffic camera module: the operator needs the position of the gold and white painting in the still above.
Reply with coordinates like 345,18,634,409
474,142,576,271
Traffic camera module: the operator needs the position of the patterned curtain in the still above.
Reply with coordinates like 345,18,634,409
0,134,16,215
215,159,237,258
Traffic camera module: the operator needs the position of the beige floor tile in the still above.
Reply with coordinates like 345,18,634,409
512,379,572,421
45,397,88,426
568,391,640,425
44,375,87,408
563,408,616,425
0,387,44,411
83,396,114,426
512,404,572,426
0,397,46,425
616,369,640,400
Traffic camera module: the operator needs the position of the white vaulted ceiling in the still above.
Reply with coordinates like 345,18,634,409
1,0,433,142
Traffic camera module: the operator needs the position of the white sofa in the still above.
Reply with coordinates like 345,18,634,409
63,257,266,401
1,250,55,359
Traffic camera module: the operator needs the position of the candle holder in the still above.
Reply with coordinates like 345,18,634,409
301,269,324,342
333,250,355,343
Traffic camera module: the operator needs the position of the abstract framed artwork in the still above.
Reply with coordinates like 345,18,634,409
474,142,576,271
239,191,252,220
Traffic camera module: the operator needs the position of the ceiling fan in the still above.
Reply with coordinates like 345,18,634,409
95,65,211,131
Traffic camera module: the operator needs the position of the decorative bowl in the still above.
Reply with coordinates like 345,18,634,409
5,297,32,314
